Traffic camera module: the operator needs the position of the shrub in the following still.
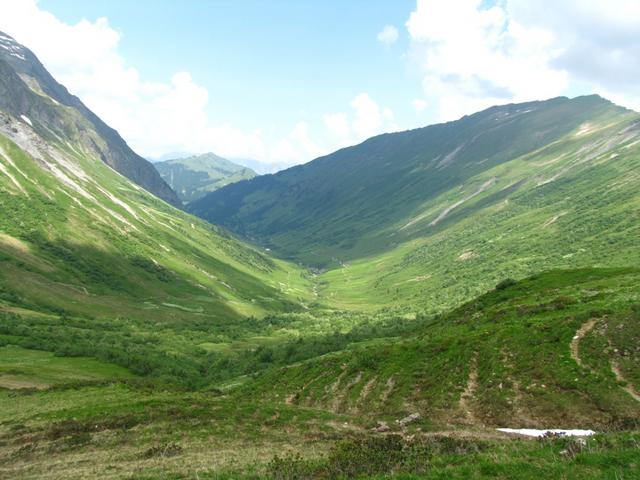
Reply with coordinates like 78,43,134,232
495,278,517,291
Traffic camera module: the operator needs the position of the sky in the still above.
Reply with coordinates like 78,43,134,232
1,0,639,169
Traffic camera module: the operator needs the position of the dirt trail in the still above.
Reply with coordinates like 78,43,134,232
459,355,479,424
356,376,377,410
610,361,640,402
570,319,597,367
380,375,396,404
331,371,362,411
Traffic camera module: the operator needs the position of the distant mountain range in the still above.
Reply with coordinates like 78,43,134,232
154,153,257,204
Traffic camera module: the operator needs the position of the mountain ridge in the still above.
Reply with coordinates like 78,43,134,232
189,94,633,266
0,31,180,206
154,152,257,204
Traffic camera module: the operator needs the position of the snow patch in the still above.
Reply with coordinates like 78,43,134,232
497,428,595,438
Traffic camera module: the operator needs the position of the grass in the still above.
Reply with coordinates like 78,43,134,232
249,268,640,428
0,345,133,389
0,131,314,327
1,94,639,478
1,268,637,478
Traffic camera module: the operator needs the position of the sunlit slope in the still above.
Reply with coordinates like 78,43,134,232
249,268,640,429
0,114,313,324
320,107,640,311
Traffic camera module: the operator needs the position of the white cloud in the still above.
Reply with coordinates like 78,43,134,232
324,93,397,150
412,99,428,113
0,0,273,162
406,0,568,122
507,0,640,111
377,25,399,47
405,0,640,121
270,122,324,164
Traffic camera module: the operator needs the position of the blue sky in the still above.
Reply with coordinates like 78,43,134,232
2,1,640,168
40,0,419,130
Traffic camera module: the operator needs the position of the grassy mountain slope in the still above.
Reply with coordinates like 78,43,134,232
0,31,180,206
154,152,256,204
189,96,633,266
190,95,640,312
0,268,638,478
0,109,316,386
251,268,640,429
319,107,640,311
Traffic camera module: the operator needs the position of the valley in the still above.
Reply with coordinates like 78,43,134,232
0,28,638,480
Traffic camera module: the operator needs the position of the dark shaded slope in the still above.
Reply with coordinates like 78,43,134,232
189,96,629,265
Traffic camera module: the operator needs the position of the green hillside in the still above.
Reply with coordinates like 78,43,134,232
190,96,640,312
0,31,639,480
0,124,317,384
0,34,316,387
250,268,640,428
188,96,634,265
154,153,257,204
1,269,638,478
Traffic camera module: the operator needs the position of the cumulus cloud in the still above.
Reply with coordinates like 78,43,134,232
324,93,397,150
507,0,640,110
377,25,399,47
405,0,640,121
0,0,273,162
412,99,428,113
406,0,568,121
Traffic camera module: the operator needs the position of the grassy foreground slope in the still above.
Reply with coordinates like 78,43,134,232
252,268,640,429
0,269,638,478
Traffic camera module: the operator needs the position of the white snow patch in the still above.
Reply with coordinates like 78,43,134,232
20,115,32,127
497,428,595,438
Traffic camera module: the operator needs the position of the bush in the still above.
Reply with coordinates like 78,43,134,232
495,278,517,291
266,435,486,479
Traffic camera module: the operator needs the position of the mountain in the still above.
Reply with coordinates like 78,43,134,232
1,34,639,480
190,95,640,311
0,31,180,206
0,33,314,377
154,153,257,204
250,267,640,428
